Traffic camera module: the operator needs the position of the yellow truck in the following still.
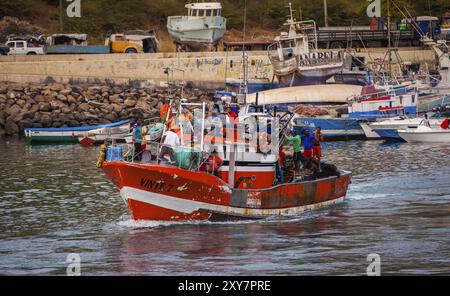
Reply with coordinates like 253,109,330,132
106,30,160,54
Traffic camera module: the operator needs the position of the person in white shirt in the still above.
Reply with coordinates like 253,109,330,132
158,128,180,163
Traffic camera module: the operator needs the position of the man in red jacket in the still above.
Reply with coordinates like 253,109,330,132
441,117,450,129
200,150,223,176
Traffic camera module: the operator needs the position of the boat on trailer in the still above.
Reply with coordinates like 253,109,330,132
99,102,351,221
167,1,226,52
267,3,344,87
24,120,130,144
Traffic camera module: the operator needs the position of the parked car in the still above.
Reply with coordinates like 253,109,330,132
106,30,160,53
0,43,9,55
6,39,44,55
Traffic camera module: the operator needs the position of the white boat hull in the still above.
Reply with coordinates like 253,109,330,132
398,126,450,143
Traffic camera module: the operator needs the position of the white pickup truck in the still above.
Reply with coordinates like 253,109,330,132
5,40,45,55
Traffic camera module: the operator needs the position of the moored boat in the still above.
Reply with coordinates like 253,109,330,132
291,83,418,140
78,124,131,146
24,120,130,144
369,116,443,140
398,125,450,143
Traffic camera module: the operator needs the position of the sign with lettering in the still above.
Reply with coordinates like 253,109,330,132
366,0,381,18
140,178,175,193
67,0,81,18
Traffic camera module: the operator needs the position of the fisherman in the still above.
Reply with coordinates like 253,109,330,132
158,127,180,163
441,117,450,130
422,114,431,128
226,106,238,124
160,99,171,123
132,117,143,162
301,129,316,159
277,147,286,184
205,150,223,176
141,124,148,152
285,130,302,173
313,127,324,162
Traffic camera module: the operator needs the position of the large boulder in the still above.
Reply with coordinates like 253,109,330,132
39,102,52,112
78,103,91,112
48,83,64,92
40,113,52,127
7,113,23,123
22,111,35,120
18,118,34,130
34,95,47,102
57,113,74,123
5,121,19,135
6,91,16,99
110,103,122,113
56,94,68,102
29,104,40,113
59,89,72,96
5,104,21,116
104,112,117,122
109,94,122,104
67,95,77,104
124,98,137,108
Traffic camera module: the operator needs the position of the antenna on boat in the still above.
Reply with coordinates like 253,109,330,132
239,0,248,98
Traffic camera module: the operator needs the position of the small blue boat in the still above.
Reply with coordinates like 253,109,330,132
292,83,419,140
293,116,366,139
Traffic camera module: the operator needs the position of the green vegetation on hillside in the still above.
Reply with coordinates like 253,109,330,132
1,0,449,42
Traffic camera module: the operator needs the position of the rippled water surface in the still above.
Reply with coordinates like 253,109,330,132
0,139,449,275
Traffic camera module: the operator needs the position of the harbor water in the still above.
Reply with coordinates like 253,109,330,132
0,139,449,275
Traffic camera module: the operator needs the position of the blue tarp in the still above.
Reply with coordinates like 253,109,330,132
24,120,130,132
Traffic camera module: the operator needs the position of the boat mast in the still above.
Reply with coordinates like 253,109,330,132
240,0,248,96
323,0,328,27
388,0,392,75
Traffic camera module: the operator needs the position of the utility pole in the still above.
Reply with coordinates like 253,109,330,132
59,0,63,32
323,0,328,27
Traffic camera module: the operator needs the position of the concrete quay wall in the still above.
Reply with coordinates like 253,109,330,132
0,48,436,89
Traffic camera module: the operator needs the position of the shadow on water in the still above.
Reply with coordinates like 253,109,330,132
0,139,449,275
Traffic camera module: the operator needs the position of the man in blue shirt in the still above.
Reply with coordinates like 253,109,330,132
302,129,316,159
132,117,143,162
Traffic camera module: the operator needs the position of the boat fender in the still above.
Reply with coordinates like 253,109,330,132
96,144,107,168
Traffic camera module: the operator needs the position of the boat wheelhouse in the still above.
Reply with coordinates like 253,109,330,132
167,2,227,52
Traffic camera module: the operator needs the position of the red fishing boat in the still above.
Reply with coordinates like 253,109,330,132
99,102,352,221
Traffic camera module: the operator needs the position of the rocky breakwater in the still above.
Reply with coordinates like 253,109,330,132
0,82,211,138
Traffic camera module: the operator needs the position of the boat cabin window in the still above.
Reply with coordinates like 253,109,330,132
280,40,294,49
